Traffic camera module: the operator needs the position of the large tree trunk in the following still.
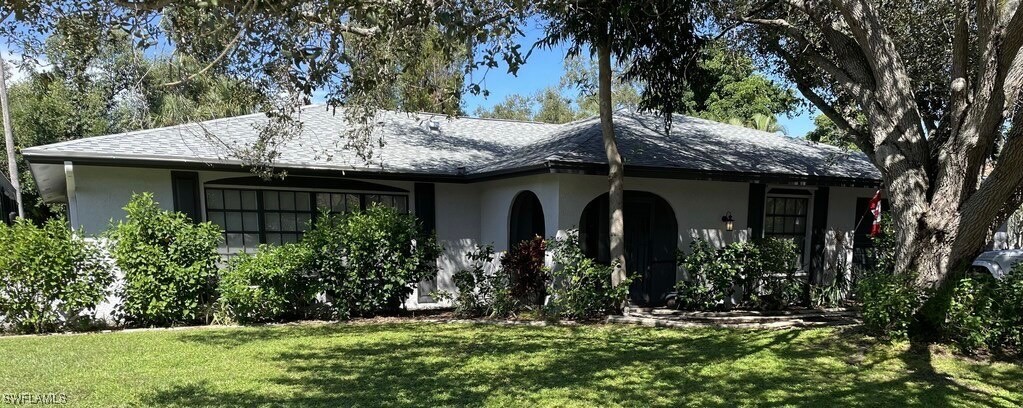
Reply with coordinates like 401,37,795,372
596,41,628,291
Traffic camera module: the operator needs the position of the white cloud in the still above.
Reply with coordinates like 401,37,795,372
1,45,51,84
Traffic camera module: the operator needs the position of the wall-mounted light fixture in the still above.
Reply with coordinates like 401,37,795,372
721,212,735,232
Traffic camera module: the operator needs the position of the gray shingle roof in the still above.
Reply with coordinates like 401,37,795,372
477,112,880,180
23,105,880,181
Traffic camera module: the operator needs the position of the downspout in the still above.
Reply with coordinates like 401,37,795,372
64,161,79,229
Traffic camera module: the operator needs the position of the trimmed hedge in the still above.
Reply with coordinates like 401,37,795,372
218,243,319,323
109,193,222,327
0,218,113,333
303,205,442,319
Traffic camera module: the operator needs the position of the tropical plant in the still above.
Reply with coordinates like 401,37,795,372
502,236,548,307
546,230,630,320
675,238,801,311
857,269,923,339
944,274,998,352
440,244,517,318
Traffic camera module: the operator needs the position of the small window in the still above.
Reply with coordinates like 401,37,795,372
765,196,810,260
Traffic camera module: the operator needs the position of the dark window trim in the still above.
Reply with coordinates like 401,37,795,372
204,186,409,253
768,188,813,196
764,194,812,262
205,176,409,192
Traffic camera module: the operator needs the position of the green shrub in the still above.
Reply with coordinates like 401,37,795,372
945,274,997,352
994,267,1023,349
109,193,222,327
751,238,804,310
546,231,629,320
218,243,319,323
943,266,1023,353
502,236,548,307
675,238,801,311
675,239,741,310
441,244,517,318
0,219,113,333
303,205,441,319
856,269,922,339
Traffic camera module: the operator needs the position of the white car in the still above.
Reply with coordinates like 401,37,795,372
972,250,1023,279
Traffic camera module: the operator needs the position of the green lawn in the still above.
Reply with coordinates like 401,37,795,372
0,322,1020,407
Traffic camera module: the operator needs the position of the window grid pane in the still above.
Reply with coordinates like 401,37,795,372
206,188,409,253
764,196,810,261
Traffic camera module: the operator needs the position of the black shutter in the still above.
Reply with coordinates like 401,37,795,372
809,187,830,288
414,183,436,234
171,171,202,223
414,182,438,303
747,183,767,240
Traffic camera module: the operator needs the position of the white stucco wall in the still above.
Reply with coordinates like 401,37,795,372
555,174,750,250
71,165,175,234
822,186,882,285
420,182,483,307
478,174,561,252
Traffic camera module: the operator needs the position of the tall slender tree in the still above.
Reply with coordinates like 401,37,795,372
0,54,23,219
536,1,706,292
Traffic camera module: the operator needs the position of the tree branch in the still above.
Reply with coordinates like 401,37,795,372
938,1,1023,206
958,97,1023,252
112,0,176,11
797,80,874,156
950,10,970,128
160,17,249,87
740,16,867,97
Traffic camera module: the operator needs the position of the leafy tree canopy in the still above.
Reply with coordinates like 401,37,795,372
2,0,530,162
475,45,800,130
806,114,858,151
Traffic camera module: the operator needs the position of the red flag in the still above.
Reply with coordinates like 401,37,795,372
869,190,883,237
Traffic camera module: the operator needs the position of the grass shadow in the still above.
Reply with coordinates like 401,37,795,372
142,323,1022,407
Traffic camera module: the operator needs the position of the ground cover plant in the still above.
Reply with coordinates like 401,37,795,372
0,323,1019,407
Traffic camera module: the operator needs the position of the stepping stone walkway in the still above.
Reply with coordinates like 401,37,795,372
608,307,861,329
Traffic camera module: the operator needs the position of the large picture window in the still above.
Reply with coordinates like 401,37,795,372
764,195,810,260
205,187,408,254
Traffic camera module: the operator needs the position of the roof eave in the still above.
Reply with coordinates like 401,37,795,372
545,160,883,188
23,152,882,188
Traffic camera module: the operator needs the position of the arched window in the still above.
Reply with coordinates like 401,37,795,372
508,191,545,248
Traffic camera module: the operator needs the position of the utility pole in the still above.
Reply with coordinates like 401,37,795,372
0,54,24,219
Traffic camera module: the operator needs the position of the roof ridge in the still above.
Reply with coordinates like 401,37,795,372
22,108,274,153
671,113,827,147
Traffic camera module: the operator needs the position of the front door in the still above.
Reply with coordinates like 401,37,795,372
579,191,678,307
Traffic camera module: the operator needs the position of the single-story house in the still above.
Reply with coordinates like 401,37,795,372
23,105,882,308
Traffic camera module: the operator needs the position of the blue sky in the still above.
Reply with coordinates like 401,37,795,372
461,23,820,138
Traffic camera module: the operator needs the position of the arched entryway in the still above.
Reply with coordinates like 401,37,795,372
509,191,545,248
579,191,678,306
